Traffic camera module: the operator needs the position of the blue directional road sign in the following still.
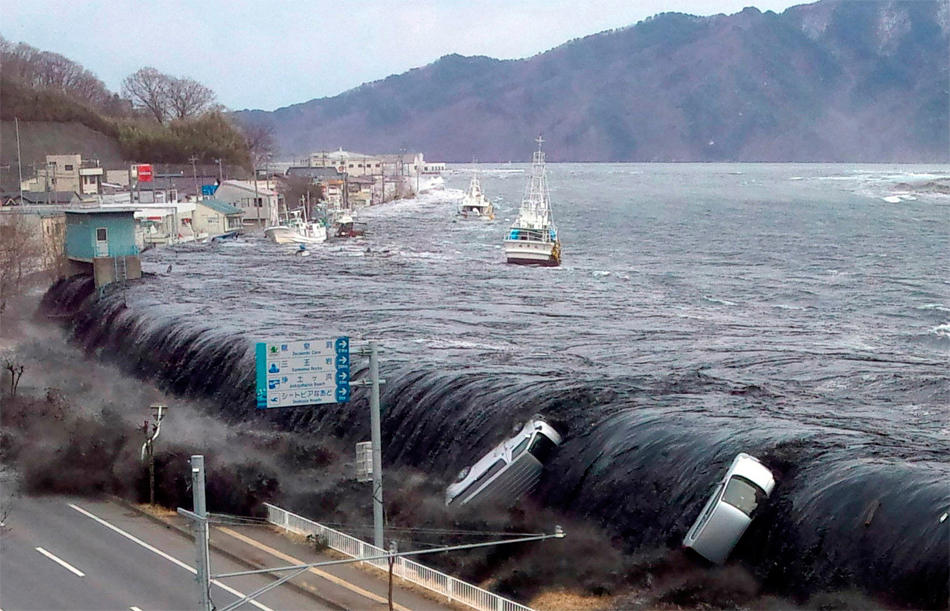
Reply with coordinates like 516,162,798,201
256,337,350,408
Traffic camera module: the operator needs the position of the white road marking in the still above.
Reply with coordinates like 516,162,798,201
130,606,144,611
68,503,274,611
35,547,86,577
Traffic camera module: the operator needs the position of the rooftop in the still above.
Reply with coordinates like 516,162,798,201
198,199,243,215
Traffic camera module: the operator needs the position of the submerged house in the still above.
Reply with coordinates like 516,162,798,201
193,199,244,238
213,180,279,227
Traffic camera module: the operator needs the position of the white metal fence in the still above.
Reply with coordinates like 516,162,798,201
264,503,535,611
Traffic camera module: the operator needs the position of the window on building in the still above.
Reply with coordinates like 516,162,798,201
256,198,263,207
65,165,74,171
96,227,108,241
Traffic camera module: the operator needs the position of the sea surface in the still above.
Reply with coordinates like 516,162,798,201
47,163,950,607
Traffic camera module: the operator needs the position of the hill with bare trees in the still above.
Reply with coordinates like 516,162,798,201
0,36,256,189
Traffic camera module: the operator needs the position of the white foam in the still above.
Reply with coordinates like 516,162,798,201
703,296,737,306
917,303,950,313
933,323,950,338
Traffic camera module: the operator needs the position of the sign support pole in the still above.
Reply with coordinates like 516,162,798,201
369,340,384,549
191,455,212,611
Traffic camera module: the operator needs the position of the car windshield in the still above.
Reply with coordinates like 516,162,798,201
528,433,558,462
722,476,765,516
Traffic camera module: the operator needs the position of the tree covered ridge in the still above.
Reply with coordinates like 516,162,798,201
0,36,256,166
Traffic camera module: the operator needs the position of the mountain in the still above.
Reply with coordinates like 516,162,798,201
237,0,949,163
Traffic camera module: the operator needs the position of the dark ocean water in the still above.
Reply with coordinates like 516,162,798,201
44,164,950,607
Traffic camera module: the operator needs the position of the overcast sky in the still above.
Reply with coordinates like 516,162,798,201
3,0,807,111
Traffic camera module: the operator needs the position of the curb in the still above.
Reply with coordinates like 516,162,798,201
110,496,346,611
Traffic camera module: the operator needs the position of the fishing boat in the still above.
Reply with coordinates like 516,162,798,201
264,209,327,244
503,137,561,266
458,171,494,220
331,213,366,239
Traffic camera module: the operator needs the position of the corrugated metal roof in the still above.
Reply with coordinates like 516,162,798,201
198,199,243,215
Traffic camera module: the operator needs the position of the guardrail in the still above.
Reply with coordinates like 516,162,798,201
264,503,535,611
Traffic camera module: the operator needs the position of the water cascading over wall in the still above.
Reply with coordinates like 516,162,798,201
39,276,950,609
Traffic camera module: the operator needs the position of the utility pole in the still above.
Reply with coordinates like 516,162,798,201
15,117,23,205
215,158,223,184
253,168,261,226
190,155,200,201
140,403,168,506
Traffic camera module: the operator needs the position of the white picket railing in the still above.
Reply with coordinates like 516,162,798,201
264,503,535,611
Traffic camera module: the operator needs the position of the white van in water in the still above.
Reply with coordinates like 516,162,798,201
683,452,776,564
445,418,563,507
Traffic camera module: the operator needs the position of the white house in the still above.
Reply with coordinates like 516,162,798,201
193,199,244,238
212,180,279,227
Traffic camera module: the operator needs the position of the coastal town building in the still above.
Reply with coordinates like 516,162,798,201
213,180,279,227
21,154,105,195
64,208,142,287
193,199,244,238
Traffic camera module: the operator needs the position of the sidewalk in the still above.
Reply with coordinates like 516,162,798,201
125,501,461,611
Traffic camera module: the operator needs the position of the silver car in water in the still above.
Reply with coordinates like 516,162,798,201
445,418,563,507
683,452,776,564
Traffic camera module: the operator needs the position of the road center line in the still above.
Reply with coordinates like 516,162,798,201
35,547,86,577
68,503,274,611
130,607,144,611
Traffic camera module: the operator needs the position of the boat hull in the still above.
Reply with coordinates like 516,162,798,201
459,205,494,220
504,239,561,266
264,226,327,244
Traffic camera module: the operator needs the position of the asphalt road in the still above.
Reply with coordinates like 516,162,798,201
0,496,334,611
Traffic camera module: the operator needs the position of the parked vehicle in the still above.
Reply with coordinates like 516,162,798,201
445,418,563,507
683,452,776,564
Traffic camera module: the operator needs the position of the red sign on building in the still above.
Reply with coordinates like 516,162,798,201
137,164,153,182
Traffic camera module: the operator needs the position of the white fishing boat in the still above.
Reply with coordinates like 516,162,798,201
503,137,561,266
264,209,327,245
458,172,494,220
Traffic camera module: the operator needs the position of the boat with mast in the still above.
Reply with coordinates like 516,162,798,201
458,170,494,220
264,207,327,244
503,136,561,266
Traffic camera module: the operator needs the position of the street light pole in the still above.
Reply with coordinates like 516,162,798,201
140,403,167,506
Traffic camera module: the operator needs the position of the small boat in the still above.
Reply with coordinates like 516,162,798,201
264,209,327,244
458,172,494,220
503,136,561,266
333,214,366,239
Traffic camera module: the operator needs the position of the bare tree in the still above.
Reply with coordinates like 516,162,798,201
167,77,216,120
239,121,278,169
0,214,44,312
0,37,110,107
121,67,171,123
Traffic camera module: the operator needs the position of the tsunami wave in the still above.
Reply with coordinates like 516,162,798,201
39,275,950,608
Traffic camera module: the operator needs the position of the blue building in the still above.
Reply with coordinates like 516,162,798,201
65,209,141,286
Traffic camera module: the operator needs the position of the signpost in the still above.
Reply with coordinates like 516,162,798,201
254,337,384,548
255,337,350,409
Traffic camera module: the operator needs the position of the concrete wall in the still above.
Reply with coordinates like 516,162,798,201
92,255,142,287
